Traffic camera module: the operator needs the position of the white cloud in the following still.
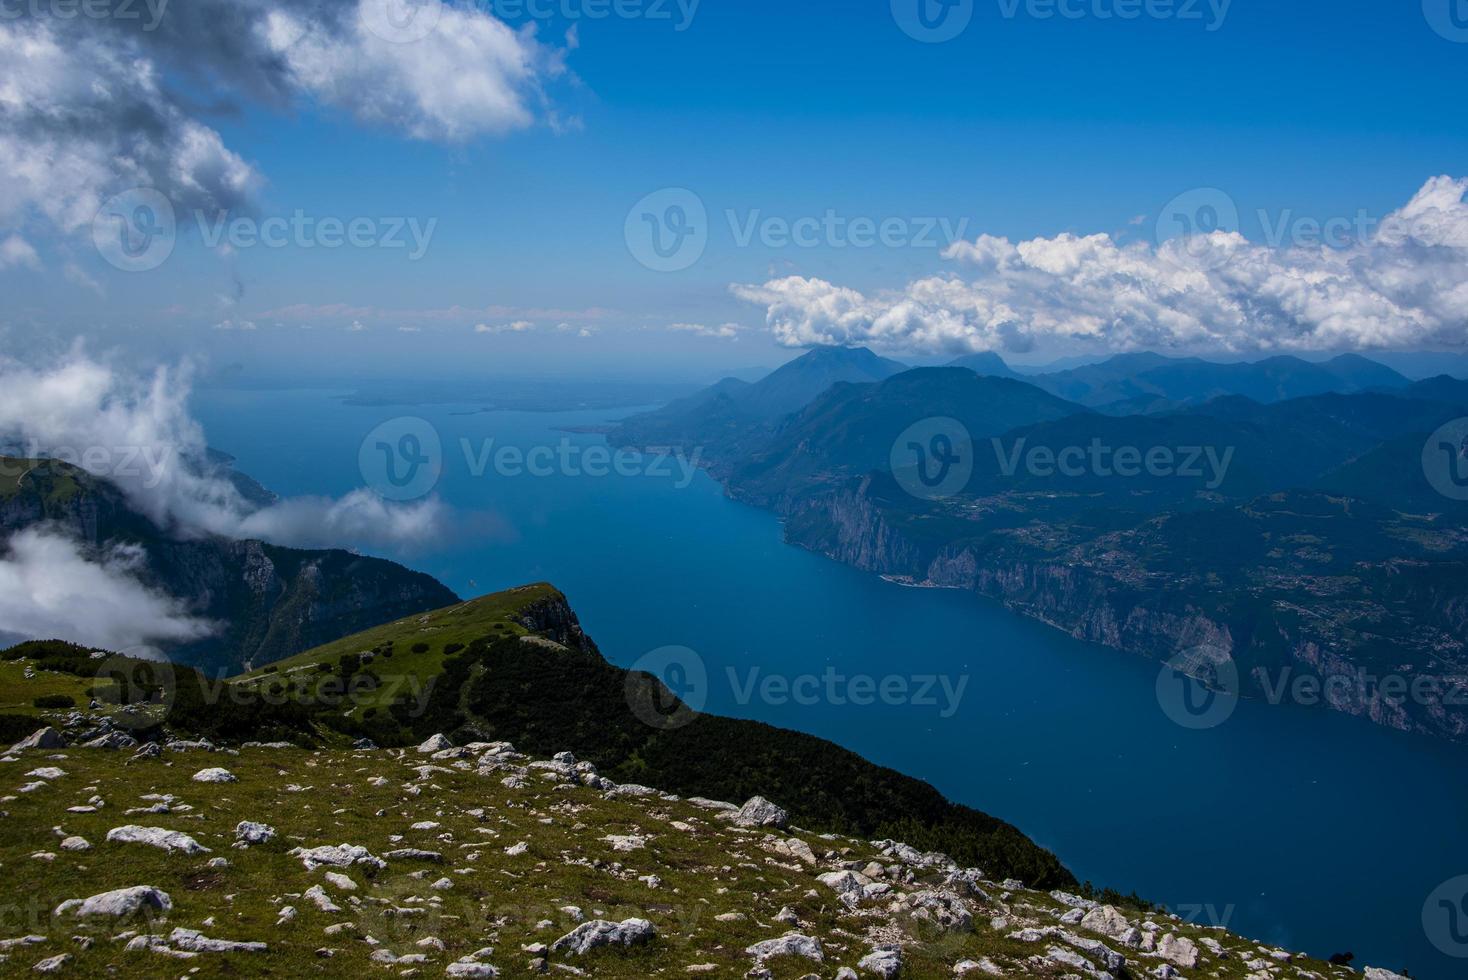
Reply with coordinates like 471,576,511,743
475,320,536,334
266,1,564,142
667,322,743,339
0,18,259,236
0,1,570,263
0,350,447,552
0,528,216,655
733,176,1468,355
0,234,40,270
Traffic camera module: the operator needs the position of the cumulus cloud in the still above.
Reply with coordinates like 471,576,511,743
0,234,40,269
475,320,536,334
0,350,447,552
0,528,216,655
667,322,743,339
0,1,569,259
733,176,1468,355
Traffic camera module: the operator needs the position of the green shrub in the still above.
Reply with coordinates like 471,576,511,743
32,694,76,709
411,642,430,654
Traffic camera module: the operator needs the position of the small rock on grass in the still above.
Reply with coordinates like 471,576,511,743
191,768,236,784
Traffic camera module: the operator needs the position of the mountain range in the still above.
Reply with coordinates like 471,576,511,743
611,348,1468,741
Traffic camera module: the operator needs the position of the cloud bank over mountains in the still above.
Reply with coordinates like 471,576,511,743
0,0,570,264
734,176,1468,356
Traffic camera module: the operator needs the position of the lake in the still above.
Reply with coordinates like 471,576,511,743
195,386,1468,978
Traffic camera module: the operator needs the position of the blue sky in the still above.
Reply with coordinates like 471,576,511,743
3,0,1467,379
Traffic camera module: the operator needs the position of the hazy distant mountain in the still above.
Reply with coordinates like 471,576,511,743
947,351,1023,380
610,347,906,457
725,367,1085,505
1030,352,1409,410
746,347,909,418
1365,351,1468,380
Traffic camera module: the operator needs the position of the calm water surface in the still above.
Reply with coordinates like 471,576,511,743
196,387,1468,977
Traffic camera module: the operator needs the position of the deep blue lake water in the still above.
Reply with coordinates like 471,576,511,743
195,387,1467,978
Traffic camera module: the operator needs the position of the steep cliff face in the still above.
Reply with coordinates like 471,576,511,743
776,480,1468,741
517,592,601,658
0,457,458,675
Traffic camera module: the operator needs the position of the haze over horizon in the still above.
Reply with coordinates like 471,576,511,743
2,0,1466,382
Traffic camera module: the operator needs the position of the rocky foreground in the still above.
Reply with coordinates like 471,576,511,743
0,728,1403,979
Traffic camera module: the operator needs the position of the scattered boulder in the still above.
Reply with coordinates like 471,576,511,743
744,932,823,962
732,796,789,829
105,826,211,855
32,953,71,973
55,885,172,919
1080,905,1133,941
234,821,276,845
10,728,64,752
417,734,454,753
446,963,499,978
858,946,901,977
290,843,387,872
191,768,236,784
1153,934,1199,968
169,928,267,954
82,732,138,751
551,918,656,956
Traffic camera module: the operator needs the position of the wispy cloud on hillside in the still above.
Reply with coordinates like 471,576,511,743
0,528,217,656
734,176,1468,356
0,350,447,552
